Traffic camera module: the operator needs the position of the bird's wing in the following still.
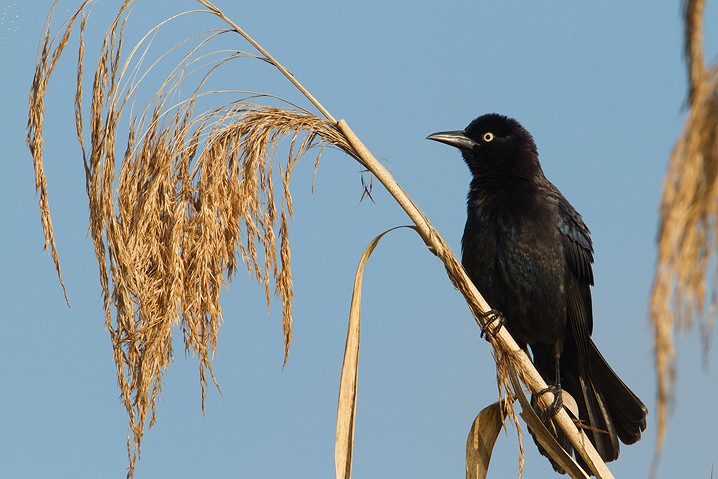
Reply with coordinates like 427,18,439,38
557,196,620,457
557,196,593,286
556,193,593,346
557,195,594,335
558,195,593,344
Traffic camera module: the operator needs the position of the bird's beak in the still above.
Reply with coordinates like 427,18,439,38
426,130,478,150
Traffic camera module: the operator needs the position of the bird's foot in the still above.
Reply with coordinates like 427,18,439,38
478,309,505,340
536,385,563,422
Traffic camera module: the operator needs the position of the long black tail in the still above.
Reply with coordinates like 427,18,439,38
584,338,647,446
530,339,647,473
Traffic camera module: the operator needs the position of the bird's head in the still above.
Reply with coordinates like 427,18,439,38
427,113,541,179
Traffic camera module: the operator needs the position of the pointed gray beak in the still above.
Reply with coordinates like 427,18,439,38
426,130,478,150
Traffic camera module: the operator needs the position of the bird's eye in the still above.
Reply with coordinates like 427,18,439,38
483,132,494,142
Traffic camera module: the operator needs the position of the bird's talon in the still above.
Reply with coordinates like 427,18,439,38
537,385,563,422
478,309,505,340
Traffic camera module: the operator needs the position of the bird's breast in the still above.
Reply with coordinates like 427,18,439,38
461,198,566,347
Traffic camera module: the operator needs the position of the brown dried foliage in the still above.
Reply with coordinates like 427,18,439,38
27,1,356,475
29,1,615,477
650,0,718,460
26,0,89,306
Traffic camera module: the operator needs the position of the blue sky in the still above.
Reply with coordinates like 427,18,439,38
1,1,717,478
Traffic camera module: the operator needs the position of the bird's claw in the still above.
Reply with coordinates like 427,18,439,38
479,309,505,340
536,385,563,422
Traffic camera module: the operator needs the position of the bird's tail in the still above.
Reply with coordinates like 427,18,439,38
585,338,647,447
530,339,647,474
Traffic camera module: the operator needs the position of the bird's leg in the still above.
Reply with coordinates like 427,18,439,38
537,356,563,422
478,309,505,340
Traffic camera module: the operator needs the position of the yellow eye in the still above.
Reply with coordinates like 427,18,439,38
483,132,494,142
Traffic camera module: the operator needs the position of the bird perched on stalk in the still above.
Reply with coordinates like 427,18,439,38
427,113,647,472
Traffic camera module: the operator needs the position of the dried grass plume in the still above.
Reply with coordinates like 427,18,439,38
27,1,356,474
650,0,718,464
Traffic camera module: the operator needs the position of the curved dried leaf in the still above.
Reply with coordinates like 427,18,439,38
466,400,509,479
335,226,418,479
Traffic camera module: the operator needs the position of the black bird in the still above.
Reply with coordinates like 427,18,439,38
427,113,647,472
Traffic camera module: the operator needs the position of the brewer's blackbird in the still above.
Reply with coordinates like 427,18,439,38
427,113,647,472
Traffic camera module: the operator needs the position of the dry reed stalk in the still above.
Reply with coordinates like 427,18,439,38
29,1,615,477
650,0,718,464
